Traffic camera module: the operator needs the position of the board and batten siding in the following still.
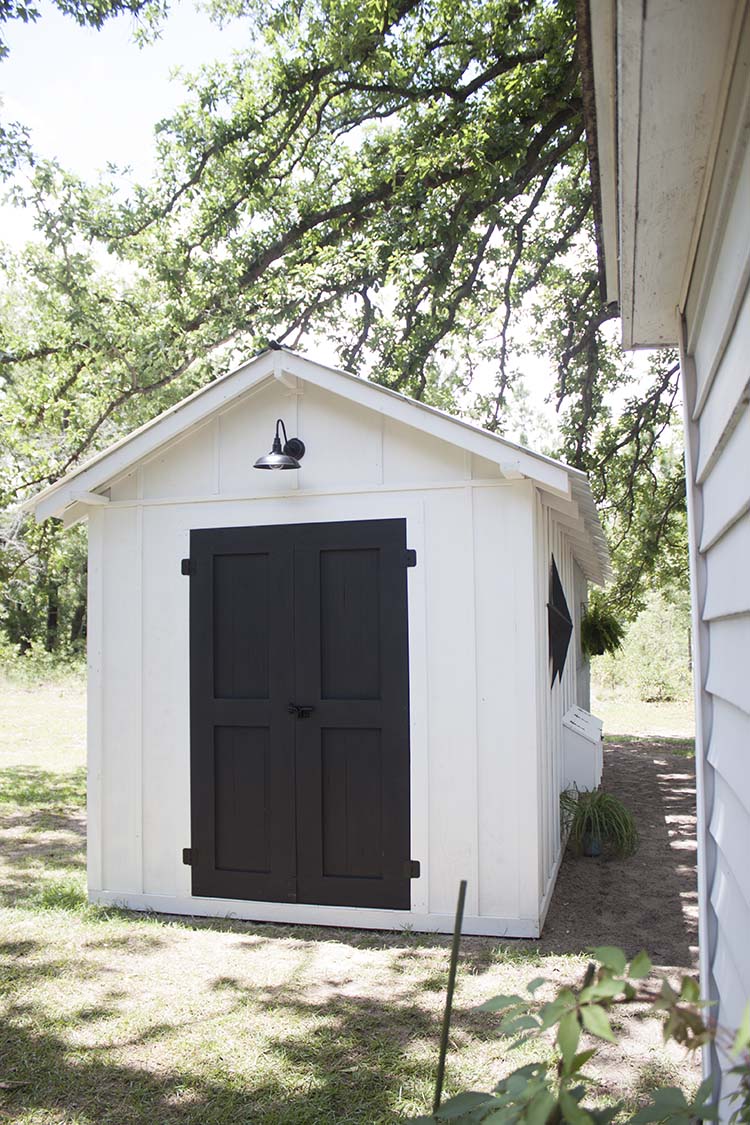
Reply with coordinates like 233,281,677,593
87,376,547,935
681,27,750,1104
533,491,582,928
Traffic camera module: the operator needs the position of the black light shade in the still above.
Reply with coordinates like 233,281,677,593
547,555,573,686
254,419,306,470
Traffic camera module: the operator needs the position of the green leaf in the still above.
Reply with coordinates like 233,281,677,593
590,947,627,974
558,1088,594,1125
630,1106,673,1124
580,1004,616,1043
581,978,622,1002
679,976,700,1003
569,1048,598,1073
526,977,547,995
732,1001,750,1055
434,1091,496,1118
660,980,678,1004
479,995,525,1013
525,1089,557,1125
690,1076,717,1116
629,951,652,979
499,1013,539,1035
558,1010,581,1068
629,1088,691,1125
539,994,575,1029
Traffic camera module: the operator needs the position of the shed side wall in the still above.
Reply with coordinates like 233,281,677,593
534,493,581,923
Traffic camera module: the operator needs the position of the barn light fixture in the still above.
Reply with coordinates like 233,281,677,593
254,418,306,470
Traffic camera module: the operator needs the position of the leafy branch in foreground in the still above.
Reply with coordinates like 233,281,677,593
411,946,750,1124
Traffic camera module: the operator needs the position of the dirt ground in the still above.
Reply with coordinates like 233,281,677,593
0,727,701,1121
537,737,699,968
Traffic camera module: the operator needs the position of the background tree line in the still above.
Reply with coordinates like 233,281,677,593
0,0,687,660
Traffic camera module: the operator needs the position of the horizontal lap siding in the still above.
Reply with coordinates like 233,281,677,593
683,45,750,1109
706,617,750,714
699,407,750,550
702,513,750,619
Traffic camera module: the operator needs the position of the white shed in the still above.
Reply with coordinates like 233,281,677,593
28,347,609,938
582,0,750,1105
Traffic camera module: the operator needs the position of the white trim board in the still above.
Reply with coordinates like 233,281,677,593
89,891,542,939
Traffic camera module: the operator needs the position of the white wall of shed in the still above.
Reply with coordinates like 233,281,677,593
87,378,544,934
533,492,581,926
681,20,750,1106
573,561,590,713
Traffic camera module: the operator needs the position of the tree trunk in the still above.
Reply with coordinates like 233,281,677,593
70,601,87,646
45,581,60,653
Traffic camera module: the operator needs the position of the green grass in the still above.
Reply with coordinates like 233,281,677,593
591,694,695,740
0,673,700,1123
0,674,86,772
605,734,695,759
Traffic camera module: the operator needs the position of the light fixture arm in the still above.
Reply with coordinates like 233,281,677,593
275,419,289,450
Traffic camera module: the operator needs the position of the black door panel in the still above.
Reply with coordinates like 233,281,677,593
189,519,411,910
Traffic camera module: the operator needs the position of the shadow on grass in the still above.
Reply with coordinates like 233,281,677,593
0,765,86,807
604,735,695,759
0,796,86,909
0,953,482,1125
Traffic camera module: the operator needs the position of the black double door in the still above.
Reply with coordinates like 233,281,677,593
188,518,412,910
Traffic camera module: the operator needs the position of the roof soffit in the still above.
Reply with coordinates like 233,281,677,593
588,0,741,348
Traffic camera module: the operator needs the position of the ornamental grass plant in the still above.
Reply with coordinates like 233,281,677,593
560,788,639,858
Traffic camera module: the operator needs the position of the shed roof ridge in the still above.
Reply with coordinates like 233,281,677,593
23,347,608,586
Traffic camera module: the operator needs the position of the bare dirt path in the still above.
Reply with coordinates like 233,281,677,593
535,738,698,969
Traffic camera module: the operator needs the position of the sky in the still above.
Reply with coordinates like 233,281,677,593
1,0,241,184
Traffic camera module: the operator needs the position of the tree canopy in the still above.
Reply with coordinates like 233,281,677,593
0,0,687,655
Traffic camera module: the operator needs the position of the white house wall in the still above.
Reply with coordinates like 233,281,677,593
573,562,590,712
680,26,750,1104
89,377,545,935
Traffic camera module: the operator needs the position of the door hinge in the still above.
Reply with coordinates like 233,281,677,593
404,549,417,568
181,558,193,576
404,859,421,879
182,848,193,866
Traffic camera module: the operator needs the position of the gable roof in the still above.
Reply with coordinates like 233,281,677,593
25,346,611,583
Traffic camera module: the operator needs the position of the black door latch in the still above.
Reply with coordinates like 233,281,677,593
288,703,315,719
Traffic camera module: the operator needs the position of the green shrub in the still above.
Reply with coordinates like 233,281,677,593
412,947,750,1124
592,590,691,703
0,640,86,686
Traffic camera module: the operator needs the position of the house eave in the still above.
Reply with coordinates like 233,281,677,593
583,0,743,349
